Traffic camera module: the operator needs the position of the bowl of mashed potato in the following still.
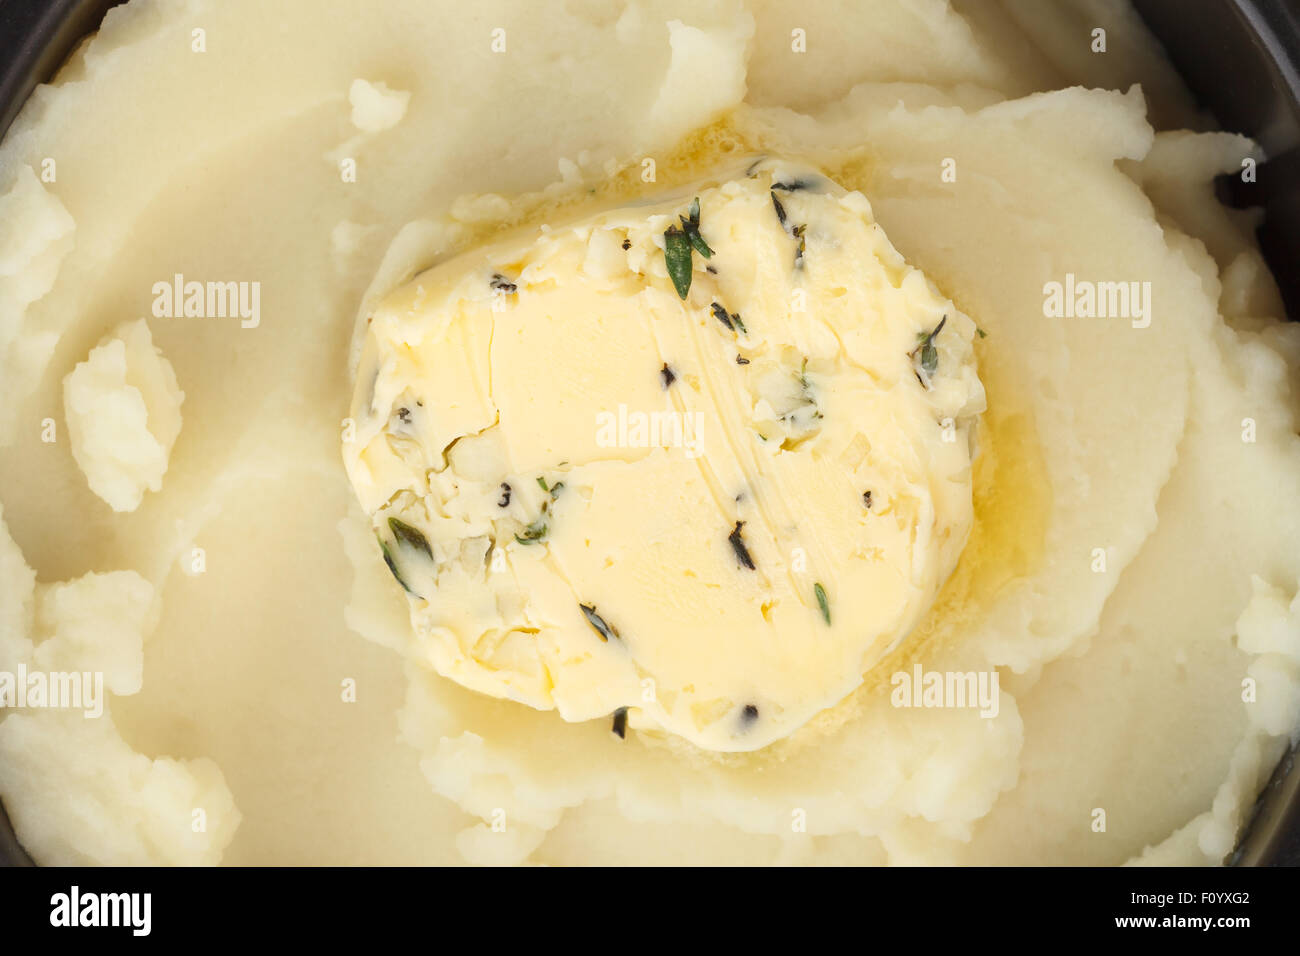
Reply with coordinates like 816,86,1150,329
0,0,1299,867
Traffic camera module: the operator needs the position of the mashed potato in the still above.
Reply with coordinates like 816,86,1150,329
0,0,1297,865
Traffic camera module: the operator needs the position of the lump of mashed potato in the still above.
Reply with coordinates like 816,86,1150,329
0,0,1297,867
62,319,184,512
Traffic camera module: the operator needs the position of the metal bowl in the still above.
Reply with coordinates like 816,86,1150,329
0,0,1296,867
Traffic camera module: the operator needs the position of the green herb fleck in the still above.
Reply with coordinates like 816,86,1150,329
771,191,788,226
814,582,831,625
388,517,433,560
515,518,548,545
580,603,620,642
728,521,756,571
913,314,948,381
710,301,734,331
976,327,988,339
378,536,417,596
536,476,549,493
664,225,693,299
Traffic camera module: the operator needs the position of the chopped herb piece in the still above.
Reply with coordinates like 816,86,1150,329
621,238,632,250
498,483,512,508
771,191,788,226
773,178,815,192
685,225,713,258
388,517,433,559
514,518,548,545
396,406,412,424
814,582,831,625
681,217,714,258
536,476,549,493
728,521,756,570
741,704,759,723
611,707,628,739
377,536,418,596
731,312,747,334
792,223,807,267
863,490,872,509
710,301,734,331
489,273,517,294
579,603,620,642
736,355,750,365
912,315,948,382
664,225,693,299
976,327,988,339
661,363,677,388
548,481,565,498
706,265,718,275
679,197,713,259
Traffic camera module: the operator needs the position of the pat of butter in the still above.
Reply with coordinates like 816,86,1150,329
344,160,985,751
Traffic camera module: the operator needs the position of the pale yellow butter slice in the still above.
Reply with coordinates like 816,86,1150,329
344,160,985,752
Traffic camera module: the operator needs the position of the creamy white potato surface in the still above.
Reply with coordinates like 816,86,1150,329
0,0,1298,865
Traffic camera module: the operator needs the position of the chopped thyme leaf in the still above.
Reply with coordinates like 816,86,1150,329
377,536,418,596
976,327,988,338
661,363,677,388
489,273,517,294
536,476,549,493
388,517,433,560
611,707,628,739
498,483,512,508
792,223,807,268
736,355,750,365
679,197,713,259
728,520,756,570
621,238,632,250
579,603,620,642
912,314,948,382
664,225,693,299
814,582,831,625
684,221,714,258
514,518,548,545
741,703,759,723
773,178,815,192
863,489,873,509
771,191,788,226
706,265,717,275
548,481,565,498
710,301,734,331
711,302,746,334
